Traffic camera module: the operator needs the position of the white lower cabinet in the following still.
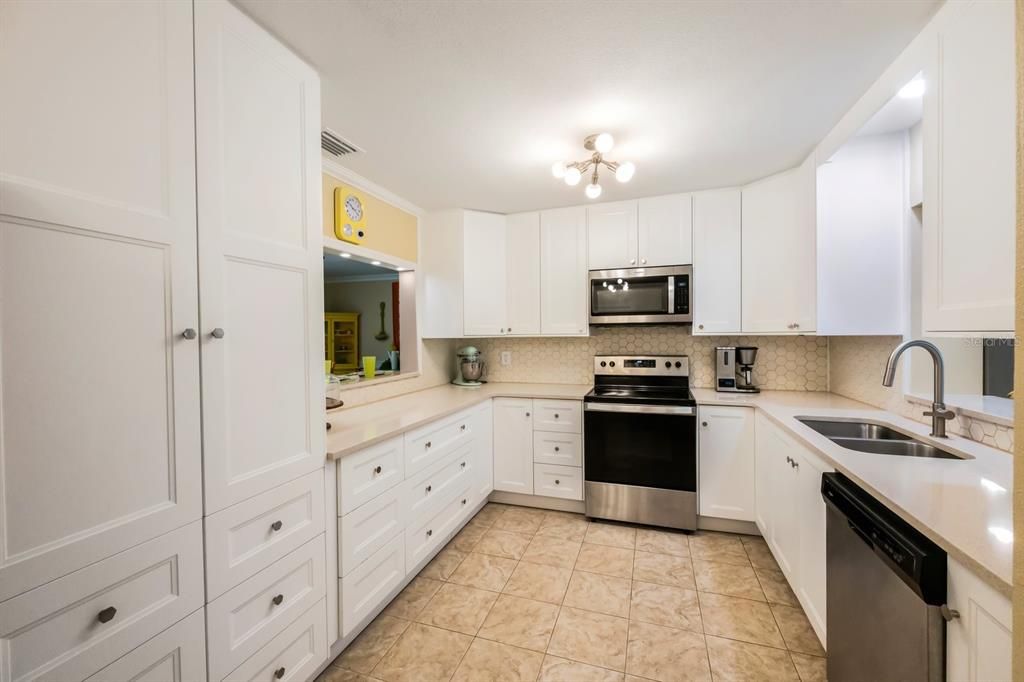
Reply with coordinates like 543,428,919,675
206,535,326,681
753,413,831,645
533,464,583,500
86,608,208,682
533,432,583,467
223,599,327,682
946,557,1012,682
493,398,535,494
0,521,205,682
698,406,755,521
341,535,406,637
338,484,405,578
406,485,474,569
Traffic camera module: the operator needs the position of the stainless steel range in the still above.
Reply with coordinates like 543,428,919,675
583,355,697,530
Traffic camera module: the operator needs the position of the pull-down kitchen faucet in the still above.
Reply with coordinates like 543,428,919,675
882,339,955,438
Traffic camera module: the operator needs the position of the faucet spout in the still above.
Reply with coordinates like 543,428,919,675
881,339,955,438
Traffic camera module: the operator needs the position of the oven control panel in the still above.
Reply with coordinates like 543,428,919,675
594,355,689,376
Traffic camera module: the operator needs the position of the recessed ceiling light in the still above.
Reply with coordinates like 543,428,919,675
371,260,382,266
898,78,926,99
396,267,406,271
340,252,351,258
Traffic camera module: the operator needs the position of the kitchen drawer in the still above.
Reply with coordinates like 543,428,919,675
339,483,405,578
0,521,204,682
340,535,405,637
337,435,404,515
223,599,327,682
404,442,475,522
205,470,325,600
404,406,477,477
532,400,582,433
207,535,326,681
86,607,207,682
406,483,473,571
533,432,582,466
533,464,584,501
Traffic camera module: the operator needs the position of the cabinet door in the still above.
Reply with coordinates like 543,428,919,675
638,194,692,267
946,557,1012,682
195,0,325,513
0,0,202,601
757,417,799,579
795,447,831,647
540,206,588,336
698,406,755,522
587,200,638,269
692,189,742,334
492,399,533,494
741,159,816,334
753,413,774,539
923,0,1015,333
463,211,508,336
505,212,541,335
474,402,495,500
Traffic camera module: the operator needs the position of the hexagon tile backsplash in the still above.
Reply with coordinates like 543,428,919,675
473,328,829,391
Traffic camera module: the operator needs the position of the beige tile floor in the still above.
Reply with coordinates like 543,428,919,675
319,503,828,682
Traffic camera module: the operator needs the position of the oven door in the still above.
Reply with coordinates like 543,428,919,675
583,402,697,491
589,265,692,325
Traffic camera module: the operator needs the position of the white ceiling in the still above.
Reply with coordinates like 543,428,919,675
238,0,940,214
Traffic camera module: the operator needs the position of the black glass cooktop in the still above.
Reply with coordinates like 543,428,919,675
585,384,696,406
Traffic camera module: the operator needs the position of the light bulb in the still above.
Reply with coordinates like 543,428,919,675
564,166,582,186
551,161,567,178
602,281,608,288
340,253,351,258
615,161,636,183
898,78,925,99
622,282,629,291
594,133,614,154
585,182,602,199
608,285,616,292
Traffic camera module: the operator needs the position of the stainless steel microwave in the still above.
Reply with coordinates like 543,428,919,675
589,265,692,325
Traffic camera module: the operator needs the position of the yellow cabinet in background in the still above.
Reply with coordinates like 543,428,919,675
325,312,359,373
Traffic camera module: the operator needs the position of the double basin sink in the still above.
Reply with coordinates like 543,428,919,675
796,418,968,460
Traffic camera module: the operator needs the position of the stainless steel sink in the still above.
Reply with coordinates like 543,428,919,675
796,417,968,460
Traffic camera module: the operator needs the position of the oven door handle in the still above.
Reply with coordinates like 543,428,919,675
585,403,695,416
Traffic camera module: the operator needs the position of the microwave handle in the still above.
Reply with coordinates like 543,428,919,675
667,275,675,314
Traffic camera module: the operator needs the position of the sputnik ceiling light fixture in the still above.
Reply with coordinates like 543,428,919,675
551,133,635,199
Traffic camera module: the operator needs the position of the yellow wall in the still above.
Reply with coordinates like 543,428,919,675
322,173,418,263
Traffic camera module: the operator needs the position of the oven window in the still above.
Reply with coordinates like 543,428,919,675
591,276,668,316
584,410,696,491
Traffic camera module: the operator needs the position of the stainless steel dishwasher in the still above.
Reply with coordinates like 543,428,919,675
821,473,949,682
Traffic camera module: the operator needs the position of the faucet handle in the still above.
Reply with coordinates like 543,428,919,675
924,407,956,420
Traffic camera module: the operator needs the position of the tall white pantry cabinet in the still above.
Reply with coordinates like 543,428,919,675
0,2,328,681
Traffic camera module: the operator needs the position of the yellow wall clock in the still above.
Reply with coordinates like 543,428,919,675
334,185,366,245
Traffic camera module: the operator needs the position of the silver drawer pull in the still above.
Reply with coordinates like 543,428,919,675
274,667,285,680
270,520,283,532
426,485,432,493
460,424,466,431
461,461,467,468
211,327,225,339
181,328,197,340
462,498,467,505
97,606,117,624
272,594,284,606
426,529,433,537
373,465,382,475
425,441,432,449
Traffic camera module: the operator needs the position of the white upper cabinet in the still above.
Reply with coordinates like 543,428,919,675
692,189,742,334
587,200,638,269
504,212,541,335
195,0,325,513
0,0,202,601
463,211,508,336
923,0,1015,334
540,206,589,335
638,194,693,267
741,158,817,334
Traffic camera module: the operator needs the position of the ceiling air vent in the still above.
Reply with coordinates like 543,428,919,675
321,128,362,157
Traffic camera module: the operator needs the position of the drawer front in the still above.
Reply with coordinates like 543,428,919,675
534,464,584,501
533,432,582,466
340,535,405,637
405,484,473,571
339,484,405,578
532,400,582,433
207,535,327,681
337,436,404,515
403,442,475,522
0,521,204,682
86,608,207,682
205,470,325,600
404,407,477,477
223,599,327,682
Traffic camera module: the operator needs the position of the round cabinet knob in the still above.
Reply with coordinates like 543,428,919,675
525,412,531,417
373,465,382,475
600,361,607,367
554,446,560,452
272,594,284,606
97,606,117,624
508,328,512,333
211,327,225,339
641,258,647,264
425,441,432,449
554,414,559,419
609,361,616,367
461,461,467,468
630,259,636,265
182,328,197,340
675,361,681,368
460,424,466,431
555,479,560,485
698,324,704,330
425,485,432,493
702,421,708,427
270,520,283,532
274,668,286,680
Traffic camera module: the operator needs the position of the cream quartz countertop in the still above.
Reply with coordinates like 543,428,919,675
325,382,592,459
693,388,1013,597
